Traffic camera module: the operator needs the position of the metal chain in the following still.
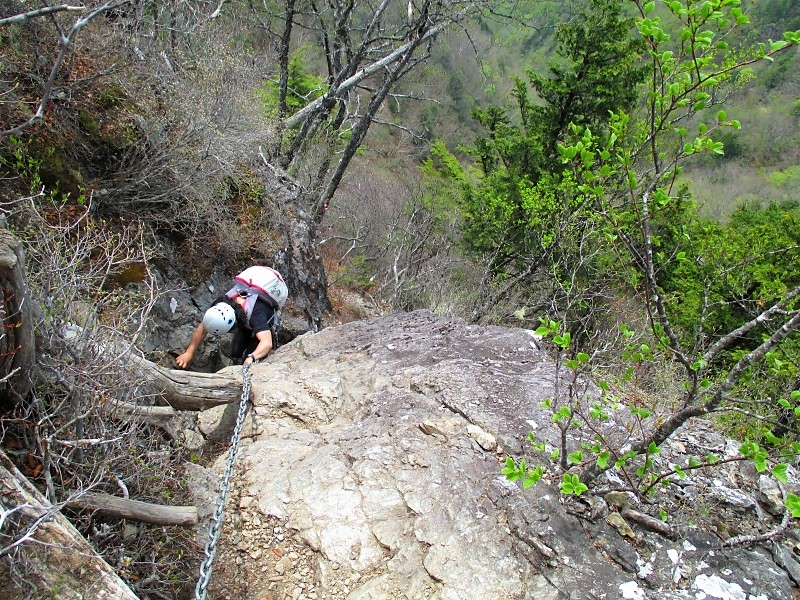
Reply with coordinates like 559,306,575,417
194,362,252,600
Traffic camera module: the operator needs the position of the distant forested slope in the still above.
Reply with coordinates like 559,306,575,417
363,0,799,220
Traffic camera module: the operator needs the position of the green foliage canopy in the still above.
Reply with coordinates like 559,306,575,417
456,0,646,278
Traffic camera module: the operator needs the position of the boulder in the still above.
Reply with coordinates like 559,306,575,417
190,311,797,599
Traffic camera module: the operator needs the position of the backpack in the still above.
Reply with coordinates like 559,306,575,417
230,266,288,308
226,266,288,342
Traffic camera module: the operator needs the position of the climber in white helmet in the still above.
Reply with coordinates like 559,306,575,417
175,292,276,370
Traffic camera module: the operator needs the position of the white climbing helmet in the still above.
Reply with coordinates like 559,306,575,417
202,302,236,335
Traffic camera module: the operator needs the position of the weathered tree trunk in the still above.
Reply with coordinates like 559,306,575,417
128,355,243,410
66,492,197,526
0,230,34,403
0,450,139,599
256,157,332,330
283,211,331,331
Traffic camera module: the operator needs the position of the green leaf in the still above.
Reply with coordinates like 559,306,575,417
644,1,655,15
616,450,638,467
773,463,789,484
561,473,589,496
552,406,572,423
597,451,610,469
590,404,609,420
568,450,584,465
769,39,789,52
764,430,784,445
785,493,800,518
523,465,543,488
648,441,661,455
502,457,520,479
690,358,706,371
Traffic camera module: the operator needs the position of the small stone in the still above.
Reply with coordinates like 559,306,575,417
467,423,497,451
605,491,631,510
606,512,636,538
758,474,784,516
709,486,757,511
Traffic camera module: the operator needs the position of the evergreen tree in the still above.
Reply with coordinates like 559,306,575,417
454,0,646,284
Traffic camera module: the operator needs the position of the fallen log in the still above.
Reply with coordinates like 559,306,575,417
0,449,139,599
110,401,179,439
66,492,198,527
128,355,244,411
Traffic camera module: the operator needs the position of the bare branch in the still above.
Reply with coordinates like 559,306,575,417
0,5,85,26
701,284,800,365
282,9,466,130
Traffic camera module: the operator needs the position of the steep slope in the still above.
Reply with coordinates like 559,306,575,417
189,311,799,599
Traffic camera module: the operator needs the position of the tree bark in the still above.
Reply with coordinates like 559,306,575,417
0,450,139,599
66,492,198,526
128,355,244,410
0,229,34,403
283,211,331,330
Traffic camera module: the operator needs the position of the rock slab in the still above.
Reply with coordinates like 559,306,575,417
190,310,798,599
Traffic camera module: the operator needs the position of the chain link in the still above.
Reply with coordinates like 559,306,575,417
194,362,252,600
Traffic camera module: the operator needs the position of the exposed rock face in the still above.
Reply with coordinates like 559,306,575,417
189,311,799,599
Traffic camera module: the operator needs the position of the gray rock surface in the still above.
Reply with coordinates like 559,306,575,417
189,310,797,599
